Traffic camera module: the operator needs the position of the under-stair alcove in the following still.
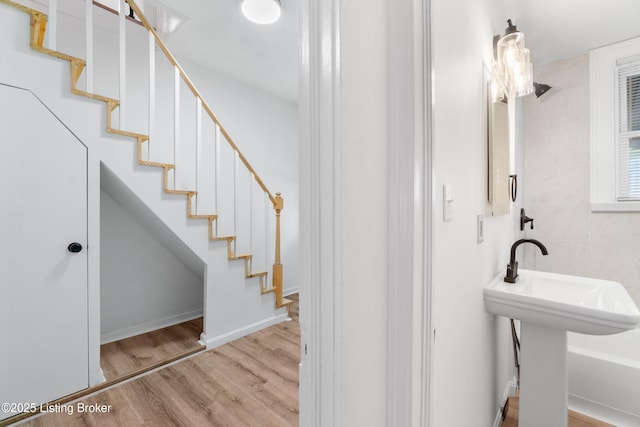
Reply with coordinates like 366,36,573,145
100,163,205,381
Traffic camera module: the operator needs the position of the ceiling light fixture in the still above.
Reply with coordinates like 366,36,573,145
493,19,534,99
241,0,281,25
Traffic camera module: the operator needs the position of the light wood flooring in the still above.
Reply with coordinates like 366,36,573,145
501,393,615,427
101,317,204,381
21,295,299,427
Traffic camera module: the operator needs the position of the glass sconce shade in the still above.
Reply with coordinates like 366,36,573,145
495,30,534,97
241,0,281,25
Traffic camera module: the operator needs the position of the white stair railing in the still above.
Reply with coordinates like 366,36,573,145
4,0,288,308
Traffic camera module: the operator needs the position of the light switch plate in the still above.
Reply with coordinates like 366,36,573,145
477,214,484,243
443,184,452,221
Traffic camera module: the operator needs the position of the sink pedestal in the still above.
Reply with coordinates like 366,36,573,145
519,322,568,427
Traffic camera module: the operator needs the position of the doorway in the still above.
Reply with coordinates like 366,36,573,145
297,0,433,424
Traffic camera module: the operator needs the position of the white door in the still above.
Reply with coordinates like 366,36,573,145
0,85,88,421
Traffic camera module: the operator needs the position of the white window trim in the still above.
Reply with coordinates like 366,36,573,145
590,36,640,212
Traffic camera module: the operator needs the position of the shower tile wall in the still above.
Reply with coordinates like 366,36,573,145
521,53,640,306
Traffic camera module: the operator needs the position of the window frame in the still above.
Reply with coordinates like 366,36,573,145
590,36,640,212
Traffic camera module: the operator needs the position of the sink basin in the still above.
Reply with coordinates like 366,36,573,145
484,269,640,426
484,269,640,335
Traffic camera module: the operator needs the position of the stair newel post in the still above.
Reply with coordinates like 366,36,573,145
273,192,284,307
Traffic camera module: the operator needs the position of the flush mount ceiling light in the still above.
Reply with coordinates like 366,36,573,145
492,19,534,99
241,0,281,25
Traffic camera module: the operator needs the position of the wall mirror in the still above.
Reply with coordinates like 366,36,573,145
487,84,510,216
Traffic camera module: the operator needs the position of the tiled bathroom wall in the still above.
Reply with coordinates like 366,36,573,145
521,53,640,305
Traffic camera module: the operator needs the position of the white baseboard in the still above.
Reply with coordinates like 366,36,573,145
100,308,204,344
492,377,518,427
488,379,640,427
569,394,640,427
97,367,106,384
203,311,289,349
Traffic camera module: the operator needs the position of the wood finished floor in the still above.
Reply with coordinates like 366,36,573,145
22,295,299,427
100,317,204,381
501,393,615,427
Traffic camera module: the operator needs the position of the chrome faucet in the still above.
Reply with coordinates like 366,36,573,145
504,239,549,283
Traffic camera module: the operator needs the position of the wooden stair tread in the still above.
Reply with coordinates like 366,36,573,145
139,160,175,169
33,45,84,65
107,128,149,141
71,88,119,105
210,236,234,241
164,189,197,195
1,0,40,15
188,214,217,220
279,297,293,306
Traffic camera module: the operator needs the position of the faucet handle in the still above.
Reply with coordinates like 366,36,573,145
520,208,534,231
504,261,519,283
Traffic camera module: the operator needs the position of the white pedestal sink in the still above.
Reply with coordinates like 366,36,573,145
484,269,640,427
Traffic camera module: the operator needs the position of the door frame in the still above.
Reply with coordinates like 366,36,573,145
297,0,343,424
298,0,434,424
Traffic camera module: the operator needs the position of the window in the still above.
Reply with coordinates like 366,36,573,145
590,37,640,211
616,64,640,200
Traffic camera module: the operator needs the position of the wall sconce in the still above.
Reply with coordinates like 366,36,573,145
533,82,552,98
492,19,534,99
241,0,281,25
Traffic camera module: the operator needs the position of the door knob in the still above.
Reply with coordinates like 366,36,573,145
67,242,83,253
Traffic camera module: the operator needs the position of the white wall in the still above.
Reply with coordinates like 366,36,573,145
431,0,518,425
100,187,204,343
337,0,518,424
521,53,640,306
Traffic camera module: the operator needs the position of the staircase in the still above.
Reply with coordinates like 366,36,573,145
0,0,291,331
